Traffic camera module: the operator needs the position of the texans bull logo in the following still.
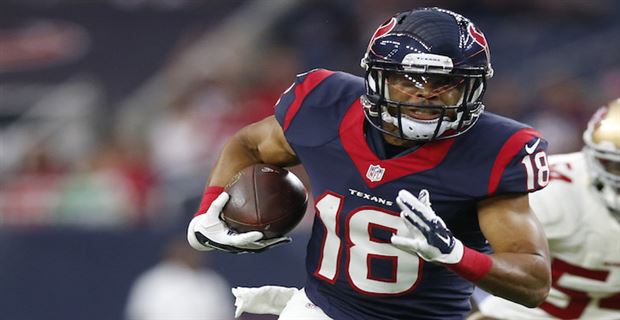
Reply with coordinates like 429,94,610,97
468,23,490,58
367,17,397,53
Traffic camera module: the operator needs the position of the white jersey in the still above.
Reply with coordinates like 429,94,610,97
479,152,620,320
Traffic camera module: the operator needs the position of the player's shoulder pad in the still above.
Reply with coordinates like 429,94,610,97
470,113,549,195
274,68,365,147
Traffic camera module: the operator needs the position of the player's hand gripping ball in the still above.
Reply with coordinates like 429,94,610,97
223,164,308,239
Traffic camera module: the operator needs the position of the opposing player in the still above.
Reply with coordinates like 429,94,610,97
188,8,552,319
474,98,620,319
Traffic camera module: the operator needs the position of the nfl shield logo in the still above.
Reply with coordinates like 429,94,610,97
366,164,385,182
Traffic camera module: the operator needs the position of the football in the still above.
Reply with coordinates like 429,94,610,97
222,164,308,239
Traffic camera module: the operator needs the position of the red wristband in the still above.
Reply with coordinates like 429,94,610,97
194,186,225,217
446,246,493,282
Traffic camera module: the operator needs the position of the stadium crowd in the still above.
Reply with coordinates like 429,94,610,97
1,0,618,229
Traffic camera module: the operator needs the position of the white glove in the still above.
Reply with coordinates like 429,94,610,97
391,189,464,264
232,286,299,318
187,192,291,254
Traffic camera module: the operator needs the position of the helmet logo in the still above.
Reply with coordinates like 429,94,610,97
468,23,487,48
366,164,386,182
367,17,397,52
591,106,609,130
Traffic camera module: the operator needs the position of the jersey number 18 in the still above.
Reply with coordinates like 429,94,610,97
313,192,423,296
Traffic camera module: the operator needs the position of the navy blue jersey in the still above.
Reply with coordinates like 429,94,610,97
274,69,549,319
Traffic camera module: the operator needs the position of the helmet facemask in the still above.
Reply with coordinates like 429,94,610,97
362,64,486,141
360,8,493,142
583,100,620,216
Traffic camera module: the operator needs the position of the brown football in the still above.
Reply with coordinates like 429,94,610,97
222,164,308,239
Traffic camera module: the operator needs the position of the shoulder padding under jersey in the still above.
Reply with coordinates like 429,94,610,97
439,112,548,197
274,69,365,147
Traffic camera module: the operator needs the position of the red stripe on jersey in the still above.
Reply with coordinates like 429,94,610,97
283,69,335,131
340,100,455,188
487,128,541,194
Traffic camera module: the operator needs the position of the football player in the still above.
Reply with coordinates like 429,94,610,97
188,7,552,319
474,98,620,319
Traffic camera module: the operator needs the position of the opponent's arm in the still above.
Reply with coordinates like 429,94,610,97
476,193,551,307
188,116,299,253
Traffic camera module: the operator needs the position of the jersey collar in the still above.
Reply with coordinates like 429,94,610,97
339,99,455,188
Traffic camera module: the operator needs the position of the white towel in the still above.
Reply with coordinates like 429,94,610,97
231,285,300,318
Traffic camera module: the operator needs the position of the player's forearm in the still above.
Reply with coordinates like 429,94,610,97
208,123,299,187
476,252,550,308
208,133,262,187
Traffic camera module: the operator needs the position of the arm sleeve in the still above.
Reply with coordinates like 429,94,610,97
488,128,549,195
273,69,364,148
273,69,335,135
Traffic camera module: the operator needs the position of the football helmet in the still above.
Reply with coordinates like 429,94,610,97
361,7,493,141
583,98,620,214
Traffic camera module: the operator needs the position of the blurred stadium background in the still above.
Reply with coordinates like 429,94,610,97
0,0,618,319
